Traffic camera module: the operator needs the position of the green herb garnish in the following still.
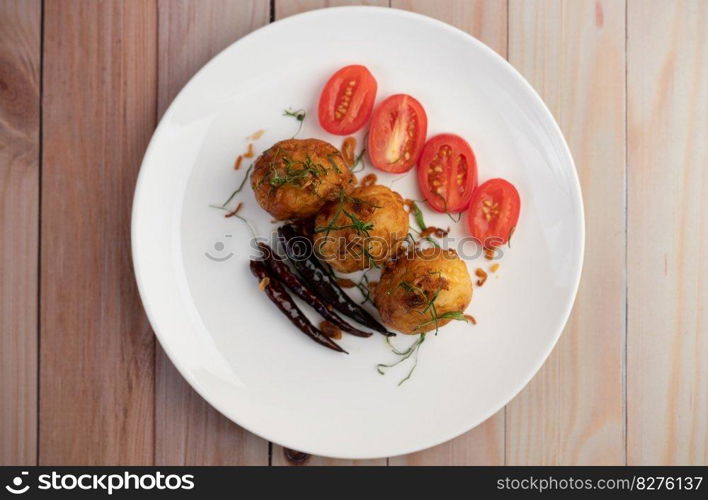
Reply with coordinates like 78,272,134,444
410,200,427,232
349,242,380,270
209,204,257,238
431,191,463,223
415,311,469,329
356,272,374,305
313,190,379,236
313,188,346,236
265,152,327,192
341,209,374,235
379,273,470,385
283,108,306,137
397,271,468,336
351,148,367,173
220,165,253,207
326,154,342,174
447,211,462,223
377,334,427,386
313,195,381,268
406,201,440,248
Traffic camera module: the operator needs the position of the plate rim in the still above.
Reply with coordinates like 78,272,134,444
132,5,585,459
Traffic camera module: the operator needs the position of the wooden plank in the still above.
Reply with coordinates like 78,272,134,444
40,0,157,465
387,414,504,466
275,0,389,20
155,0,270,465
627,0,707,465
0,0,40,466
392,0,506,57
271,0,391,467
387,0,507,466
504,0,626,465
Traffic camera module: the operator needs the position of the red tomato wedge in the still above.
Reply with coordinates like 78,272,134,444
318,65,377,135
417,134,478,213
467,178,520,248
367,94,428,173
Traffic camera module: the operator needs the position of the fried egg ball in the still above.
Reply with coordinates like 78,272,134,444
313,184,409,273
251,138,354,220
374,247,472,334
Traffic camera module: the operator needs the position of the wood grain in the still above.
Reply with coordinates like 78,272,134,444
505,0,626,465
155,0,270,465
627,0,707,465
0,0,40,466
275,0,389,20
40,0,157,465
388,0,507,466
391,0,506,57
388,414,504,466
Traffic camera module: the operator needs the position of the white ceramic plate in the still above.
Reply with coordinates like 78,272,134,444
132,7,583,459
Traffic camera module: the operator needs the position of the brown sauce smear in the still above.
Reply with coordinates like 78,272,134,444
341,136,357,167
484,247,496,260
225,201,244,218
319,320,342,339
335,278,357,288
475,268,488,287
420,226,449,239
258,277,270,291
247,129,265,141
360,173,377,187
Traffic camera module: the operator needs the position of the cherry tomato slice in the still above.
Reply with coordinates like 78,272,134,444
318,65,377,135
367,94,428,173
467,178,520,248
417,134,478,213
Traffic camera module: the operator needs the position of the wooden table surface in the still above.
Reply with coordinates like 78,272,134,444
1,0,706,466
